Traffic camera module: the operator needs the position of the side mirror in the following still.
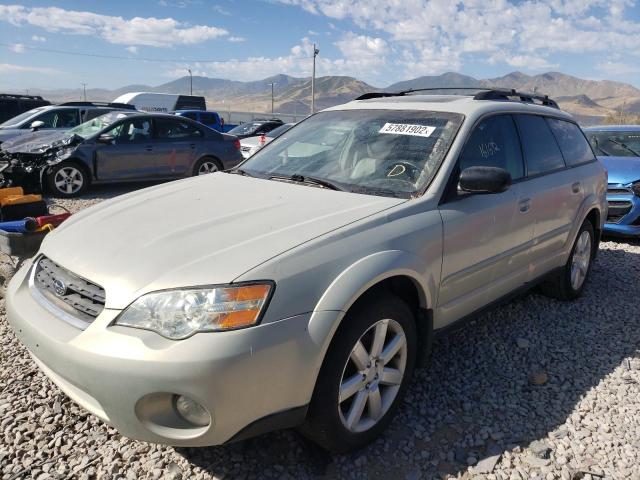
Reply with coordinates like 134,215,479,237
97,134,115,144
30,120,45,130
459,166,512,194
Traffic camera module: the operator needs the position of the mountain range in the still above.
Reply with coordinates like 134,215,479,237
22,71,640,125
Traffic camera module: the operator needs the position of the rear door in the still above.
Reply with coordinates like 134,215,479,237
94,117,158,180
152,117,202,177
438,114,532,325
514,114,584,279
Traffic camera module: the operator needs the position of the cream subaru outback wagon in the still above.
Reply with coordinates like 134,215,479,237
8,89,607,453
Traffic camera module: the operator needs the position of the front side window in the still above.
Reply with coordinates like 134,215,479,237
155,119,203,140
584,130,640,157
107,118,152,144
515,115,565,176
200,113,218,124
68,112,133,139
30,109,79,129
459,114,524,180
241,109,463,198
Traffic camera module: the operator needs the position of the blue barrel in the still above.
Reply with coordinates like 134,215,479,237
0,218,38,233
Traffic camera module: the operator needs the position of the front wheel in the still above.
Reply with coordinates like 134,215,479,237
45,162,89,198
540,220,594,300
193,157,223,176
300,292,417,452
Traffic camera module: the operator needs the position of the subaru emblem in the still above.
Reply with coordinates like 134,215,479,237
53,278,67,297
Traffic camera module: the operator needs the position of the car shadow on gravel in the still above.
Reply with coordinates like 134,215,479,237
179,243,640,479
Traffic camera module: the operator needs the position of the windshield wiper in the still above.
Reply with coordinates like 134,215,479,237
227,168,255,177
269,174,344,191
607,138,640,157
349,186,406,198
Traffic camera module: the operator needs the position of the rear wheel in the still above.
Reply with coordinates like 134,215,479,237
46,162,89,198
193,157,222,176
300,292,417,452
540,220,594,300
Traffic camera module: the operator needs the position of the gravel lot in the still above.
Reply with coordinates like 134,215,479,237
1,184,639,480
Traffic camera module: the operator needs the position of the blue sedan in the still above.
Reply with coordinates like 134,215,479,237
584,125,640,237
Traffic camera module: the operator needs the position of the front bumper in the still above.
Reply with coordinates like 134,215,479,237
604,193,640,237
7,261,335,446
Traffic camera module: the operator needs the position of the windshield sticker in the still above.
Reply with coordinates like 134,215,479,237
379,123,436,137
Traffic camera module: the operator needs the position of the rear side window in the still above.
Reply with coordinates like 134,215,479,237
515,115,565,176
155,118,203,139
182,112,198,121
459,114,524,180
546,119,596,166
201,113,219,124
84,109,113,122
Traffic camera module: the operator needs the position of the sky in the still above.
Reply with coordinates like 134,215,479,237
1,0,640,92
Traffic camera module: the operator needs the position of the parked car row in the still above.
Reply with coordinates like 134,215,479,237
7,89,611,453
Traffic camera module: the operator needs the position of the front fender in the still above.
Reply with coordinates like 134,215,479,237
307,249,436,361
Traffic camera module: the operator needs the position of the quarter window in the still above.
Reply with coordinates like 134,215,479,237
515,115,565,176
459,115,524,180
546,118,596,166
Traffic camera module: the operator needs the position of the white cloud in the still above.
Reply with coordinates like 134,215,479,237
597,61,640,77
0,4,229,47
228,36,246,43
126,46,138,54
276,0,640,80
0,63,62,75
10,43,25,53
31,35,46,42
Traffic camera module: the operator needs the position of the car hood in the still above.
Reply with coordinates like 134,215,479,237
0,128,26,144
40,173,405,309
1,130,79,154
599,156,640,184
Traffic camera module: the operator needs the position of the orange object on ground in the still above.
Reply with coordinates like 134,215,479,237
0,187,24,201
0,194,43,207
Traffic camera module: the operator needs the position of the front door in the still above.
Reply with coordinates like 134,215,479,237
94,117,158,180
437,114,532,327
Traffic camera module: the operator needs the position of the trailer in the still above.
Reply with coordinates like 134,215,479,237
112,92,206,113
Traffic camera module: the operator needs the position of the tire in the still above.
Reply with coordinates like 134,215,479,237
45,161,89,198
0,262,15,298
300,291,417,453
540,219,595,301
193,157,223,176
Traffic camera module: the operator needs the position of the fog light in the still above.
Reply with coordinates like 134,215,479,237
173,395,211,427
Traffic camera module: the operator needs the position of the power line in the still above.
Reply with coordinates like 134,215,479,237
0,42,313,64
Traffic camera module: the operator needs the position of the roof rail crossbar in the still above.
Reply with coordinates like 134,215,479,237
356,87,559,109
473,89,559,109
58,101,137,110
0,93,45,100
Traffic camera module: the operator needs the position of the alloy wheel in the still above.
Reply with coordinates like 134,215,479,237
338,318,407,433
198,161,219,175
571,230,592,290
54,166,84,195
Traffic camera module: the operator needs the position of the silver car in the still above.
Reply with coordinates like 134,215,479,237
7,89,607,453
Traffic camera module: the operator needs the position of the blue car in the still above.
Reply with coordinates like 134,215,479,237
584,125,640,237
173,110,229,132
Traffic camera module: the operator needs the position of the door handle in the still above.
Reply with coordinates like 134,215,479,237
518,198,531,213
189,143,196,149
145,145,153,152
571,182,581,194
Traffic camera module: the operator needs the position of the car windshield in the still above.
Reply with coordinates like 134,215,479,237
0,107,47,128
67,112,133,139
267,123,294,138
585,130,640,157
228,122,264,135
240,109,463,198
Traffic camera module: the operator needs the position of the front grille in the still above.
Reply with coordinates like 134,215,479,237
607,186,631,195
607,200,633,223
32,256,105,322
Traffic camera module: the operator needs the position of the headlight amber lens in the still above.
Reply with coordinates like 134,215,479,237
114,283,273,339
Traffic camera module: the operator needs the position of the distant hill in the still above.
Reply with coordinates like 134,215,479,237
17,71,640,125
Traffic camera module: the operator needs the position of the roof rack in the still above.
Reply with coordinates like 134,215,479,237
0,93,46,100
355,87,559,109
58,101,137,110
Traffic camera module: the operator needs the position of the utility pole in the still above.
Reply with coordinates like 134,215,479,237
187,68,193,95
269,82,276,114
311,43,319,114
81,83,87,101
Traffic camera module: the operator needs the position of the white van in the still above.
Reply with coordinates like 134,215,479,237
112,92,206,113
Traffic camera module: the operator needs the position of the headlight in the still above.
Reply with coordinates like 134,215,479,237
54,148,74,160
631,182,640,197
114,282,273,340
